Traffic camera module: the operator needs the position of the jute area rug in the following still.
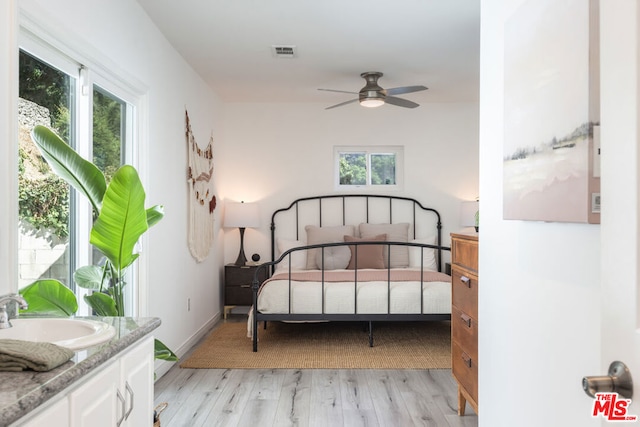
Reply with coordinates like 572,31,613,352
180,320,451,369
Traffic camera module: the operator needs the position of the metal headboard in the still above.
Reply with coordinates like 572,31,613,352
270,194,444,272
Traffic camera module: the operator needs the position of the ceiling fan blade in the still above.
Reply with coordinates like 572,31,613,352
318,88,359,95
385,96,420,109
325,98,359,110
386,85,428,96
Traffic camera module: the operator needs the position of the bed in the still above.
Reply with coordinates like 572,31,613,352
249,194,452,352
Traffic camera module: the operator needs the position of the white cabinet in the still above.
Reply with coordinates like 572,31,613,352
15,336,154,427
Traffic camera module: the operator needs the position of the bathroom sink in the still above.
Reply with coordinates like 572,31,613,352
0,318,116,351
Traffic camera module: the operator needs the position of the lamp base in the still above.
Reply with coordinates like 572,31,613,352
234,227,248,266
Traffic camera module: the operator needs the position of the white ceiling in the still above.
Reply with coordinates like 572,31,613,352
136,0,480,107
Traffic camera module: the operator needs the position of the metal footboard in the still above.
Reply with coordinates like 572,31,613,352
251,241,451,352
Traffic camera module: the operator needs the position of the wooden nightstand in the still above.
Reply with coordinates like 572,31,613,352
224,264,266,318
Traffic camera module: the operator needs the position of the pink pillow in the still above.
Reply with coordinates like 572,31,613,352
344,234,386,270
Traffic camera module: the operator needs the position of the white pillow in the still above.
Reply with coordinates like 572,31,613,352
275,239,307,272
408,237,438,271
359,223,410,268
305,225,356,269
315,245,351,270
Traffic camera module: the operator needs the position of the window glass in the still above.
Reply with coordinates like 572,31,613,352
339,152,367,185
371,153,396,185
93,86,125,183
18,50,75,289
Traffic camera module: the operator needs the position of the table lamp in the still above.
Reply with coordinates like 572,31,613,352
224,201,260,266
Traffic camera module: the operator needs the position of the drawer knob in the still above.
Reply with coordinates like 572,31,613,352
460,276,471,287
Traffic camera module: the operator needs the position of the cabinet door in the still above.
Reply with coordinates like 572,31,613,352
120,336,154,427
69,361,120,427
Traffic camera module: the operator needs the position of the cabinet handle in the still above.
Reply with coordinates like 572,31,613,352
461,353,473,369
460,276,471,288
125,381,135,420
116,389,126,427
460,313,472,328
240,284,251,288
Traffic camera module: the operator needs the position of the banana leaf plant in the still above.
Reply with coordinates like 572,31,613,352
20,125,177,362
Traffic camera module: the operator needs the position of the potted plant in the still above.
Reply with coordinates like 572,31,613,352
20,125,176,362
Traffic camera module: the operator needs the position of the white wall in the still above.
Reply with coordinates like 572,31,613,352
0,1,18,298
14,0,225,376
219,102,479,264
479,0,601,426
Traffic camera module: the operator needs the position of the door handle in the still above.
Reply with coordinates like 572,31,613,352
125,381,135,419
583,361,633,399
116,388,126,427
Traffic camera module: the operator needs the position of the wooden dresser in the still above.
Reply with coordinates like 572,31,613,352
450,232,479,415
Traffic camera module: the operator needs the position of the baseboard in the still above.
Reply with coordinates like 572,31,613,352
153,312,220,379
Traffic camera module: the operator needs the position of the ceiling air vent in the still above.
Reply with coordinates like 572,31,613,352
272,45,296,58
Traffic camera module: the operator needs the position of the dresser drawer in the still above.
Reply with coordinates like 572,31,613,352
451,267,478,319
452,305,478,362
451,236,478,272
452,342,478,402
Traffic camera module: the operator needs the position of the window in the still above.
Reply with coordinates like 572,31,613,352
18,35,140,315
334,146,404,191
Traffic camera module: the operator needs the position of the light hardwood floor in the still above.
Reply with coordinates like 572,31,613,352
154,315,479,427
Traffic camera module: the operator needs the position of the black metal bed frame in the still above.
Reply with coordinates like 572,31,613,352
251,194,451,352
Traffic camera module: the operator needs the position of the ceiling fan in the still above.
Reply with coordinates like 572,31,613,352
318,71,428,110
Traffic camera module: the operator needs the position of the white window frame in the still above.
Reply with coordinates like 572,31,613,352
18,14,149,317
334,145,404,191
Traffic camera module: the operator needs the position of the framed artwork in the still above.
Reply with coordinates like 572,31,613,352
503,0,600,223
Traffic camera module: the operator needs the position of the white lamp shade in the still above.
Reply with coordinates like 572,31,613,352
224,202,260,228
460,200,478,227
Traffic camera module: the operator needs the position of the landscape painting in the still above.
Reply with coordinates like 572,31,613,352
503,0,600,223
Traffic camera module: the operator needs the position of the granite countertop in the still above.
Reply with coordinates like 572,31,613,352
0,316,161,426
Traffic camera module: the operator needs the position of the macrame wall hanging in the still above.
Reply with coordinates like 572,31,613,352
186,109,217,262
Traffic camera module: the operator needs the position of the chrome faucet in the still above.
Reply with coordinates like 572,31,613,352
0,295,29,329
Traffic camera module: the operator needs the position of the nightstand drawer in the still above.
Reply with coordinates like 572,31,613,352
452,342,478,402
451,236,478,272
451,267,478,319
226,266,263,287
452,305,478,362
225,284,253,305
224,264,267,306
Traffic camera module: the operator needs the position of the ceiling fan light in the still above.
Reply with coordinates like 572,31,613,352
360,98,385,108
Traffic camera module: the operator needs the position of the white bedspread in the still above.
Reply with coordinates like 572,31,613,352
246,268,451,338
258,269,451,314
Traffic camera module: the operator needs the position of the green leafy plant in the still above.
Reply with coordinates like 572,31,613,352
20,125,177,362
18,146,70,238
